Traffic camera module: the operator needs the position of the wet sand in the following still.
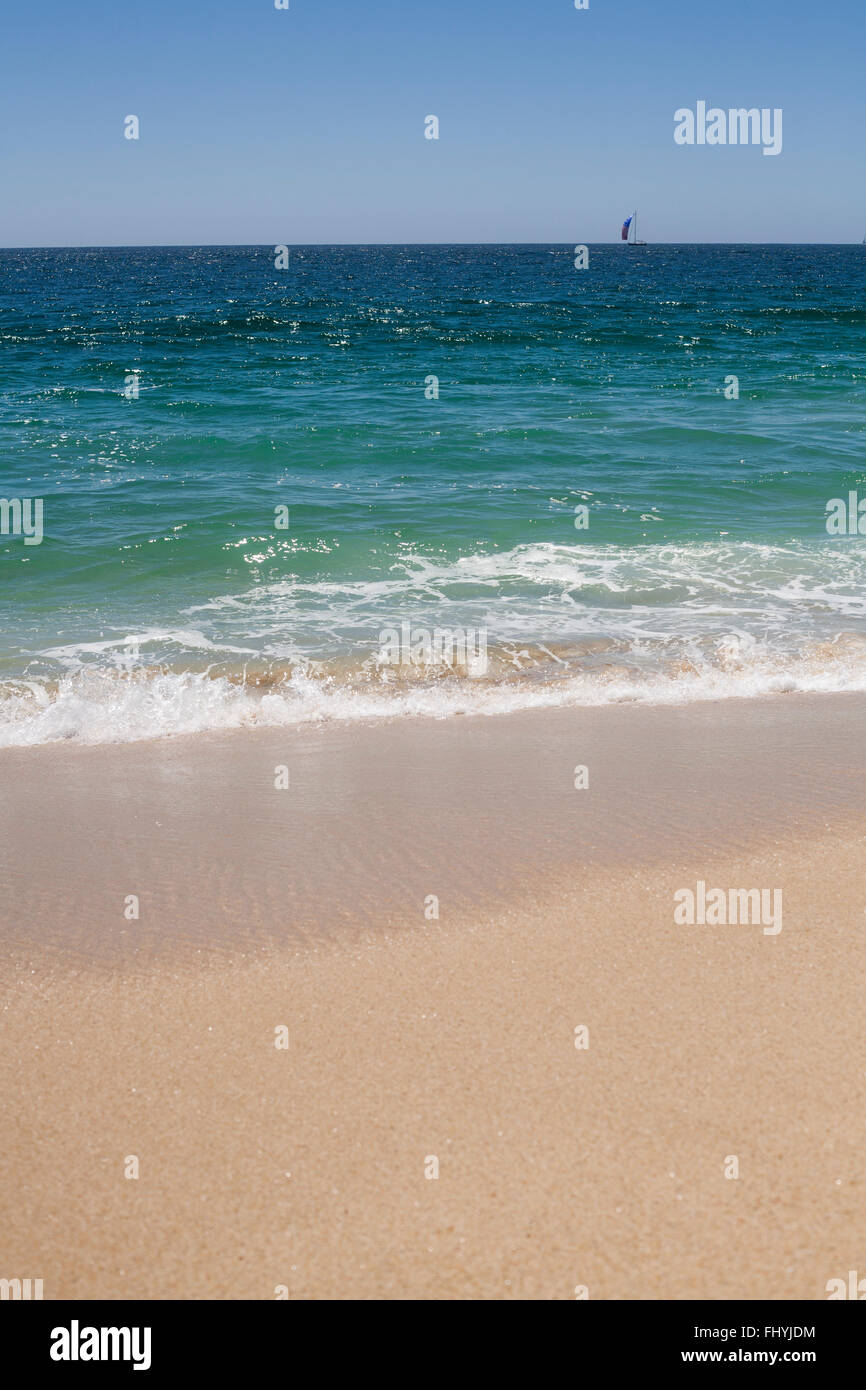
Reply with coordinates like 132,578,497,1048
1,694,865,1298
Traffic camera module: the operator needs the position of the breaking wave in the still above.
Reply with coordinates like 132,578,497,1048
4,535,866,744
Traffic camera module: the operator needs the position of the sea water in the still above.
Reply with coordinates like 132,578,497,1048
1,243,864,744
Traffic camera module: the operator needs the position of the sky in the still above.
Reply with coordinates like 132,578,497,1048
0,0,863,246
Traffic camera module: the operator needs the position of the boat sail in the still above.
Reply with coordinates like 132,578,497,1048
621,211,646,246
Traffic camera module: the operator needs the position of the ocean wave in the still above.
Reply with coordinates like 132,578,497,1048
3,632,866,747
5,538,866,745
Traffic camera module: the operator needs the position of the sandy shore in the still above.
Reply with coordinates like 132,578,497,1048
1,694,865,1299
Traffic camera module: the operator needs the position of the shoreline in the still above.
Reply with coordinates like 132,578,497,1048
2,692,865,1298
2,690,866,964
6,654,866,750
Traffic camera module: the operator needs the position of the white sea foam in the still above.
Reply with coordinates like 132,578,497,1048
2,639,866,746
3,540,866,746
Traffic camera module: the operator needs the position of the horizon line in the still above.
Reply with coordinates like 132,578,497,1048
0,240,862,252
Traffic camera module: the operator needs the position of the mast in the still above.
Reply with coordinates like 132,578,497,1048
632,210,637,245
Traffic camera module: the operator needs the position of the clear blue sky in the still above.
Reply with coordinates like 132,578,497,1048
1,0,863,245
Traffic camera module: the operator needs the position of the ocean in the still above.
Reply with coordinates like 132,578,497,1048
1,242,865,745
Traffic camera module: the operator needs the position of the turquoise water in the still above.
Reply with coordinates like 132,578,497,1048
1,244,865,743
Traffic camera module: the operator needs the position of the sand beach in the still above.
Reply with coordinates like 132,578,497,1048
2,694,864,1299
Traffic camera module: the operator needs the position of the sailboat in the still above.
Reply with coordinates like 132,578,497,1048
621,211,646,247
